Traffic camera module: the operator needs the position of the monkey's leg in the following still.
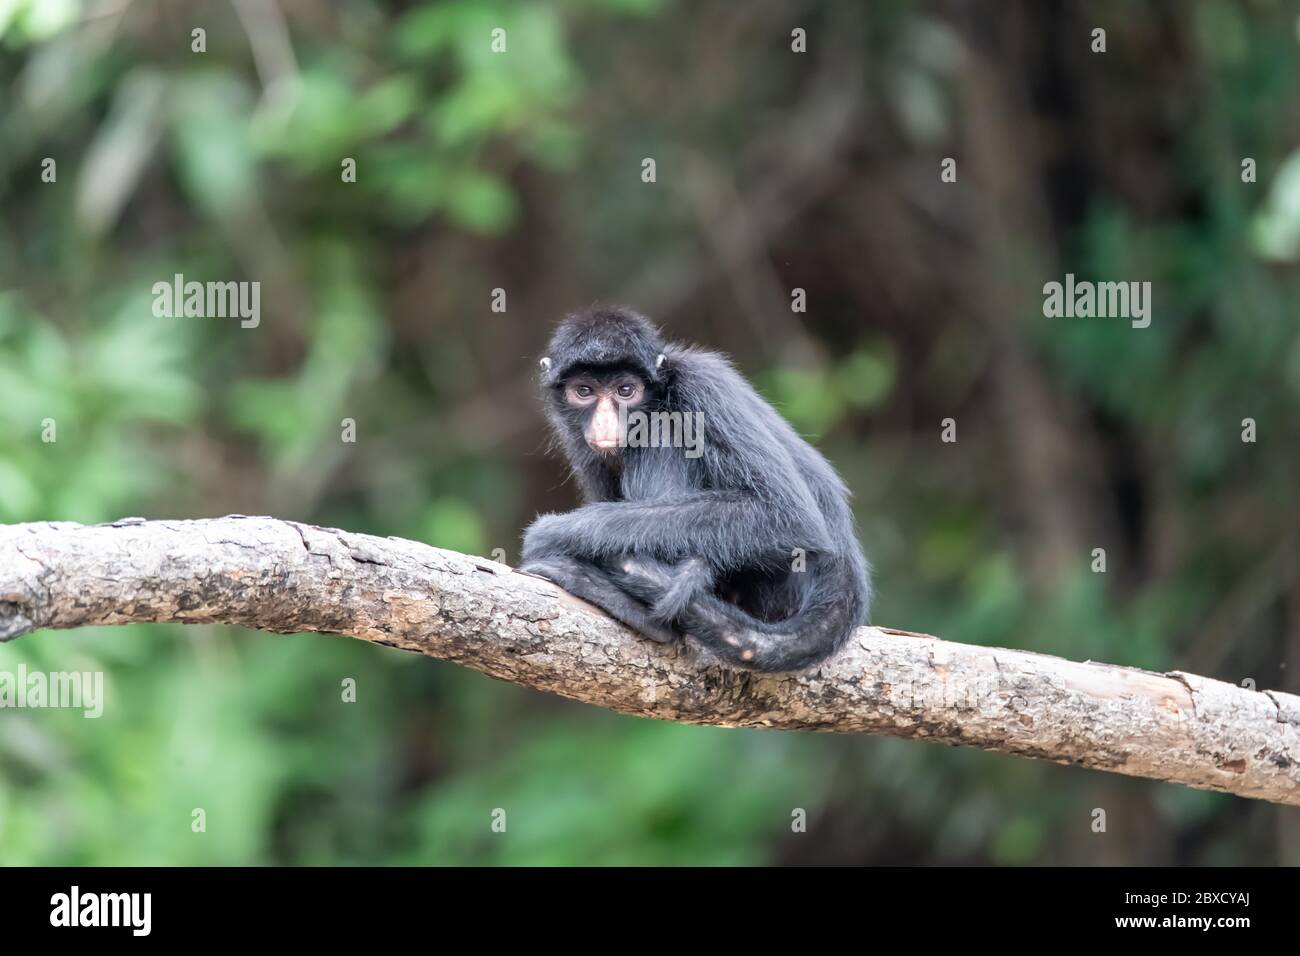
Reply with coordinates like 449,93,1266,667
517,556,682,644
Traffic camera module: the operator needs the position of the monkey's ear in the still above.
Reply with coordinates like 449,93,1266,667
655,353,666,369
539,356,552,373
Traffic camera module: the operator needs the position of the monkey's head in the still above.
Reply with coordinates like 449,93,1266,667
539,308,668,457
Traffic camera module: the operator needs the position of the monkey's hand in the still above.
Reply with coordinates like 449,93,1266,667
524,514,712,621
613,557,713,624
517,554,681,645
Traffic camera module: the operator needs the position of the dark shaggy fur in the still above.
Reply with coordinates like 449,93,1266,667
520,307,871,672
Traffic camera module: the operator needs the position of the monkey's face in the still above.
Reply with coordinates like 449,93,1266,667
562,371,647,455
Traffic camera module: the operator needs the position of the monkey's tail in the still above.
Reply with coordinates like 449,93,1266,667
681,558,868,672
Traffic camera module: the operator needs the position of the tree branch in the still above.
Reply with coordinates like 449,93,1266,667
2,516,1297,806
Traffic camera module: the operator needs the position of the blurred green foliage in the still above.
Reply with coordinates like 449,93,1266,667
1,0,1299,864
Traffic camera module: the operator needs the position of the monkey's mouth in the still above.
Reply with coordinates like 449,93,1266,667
588,438,622,454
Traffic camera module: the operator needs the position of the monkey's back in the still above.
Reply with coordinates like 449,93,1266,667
667,346,868,577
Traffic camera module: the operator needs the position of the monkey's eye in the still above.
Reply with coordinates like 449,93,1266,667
566,383,597,405
616,383,639,400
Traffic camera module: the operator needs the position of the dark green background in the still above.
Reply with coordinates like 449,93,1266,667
1,0,1298,864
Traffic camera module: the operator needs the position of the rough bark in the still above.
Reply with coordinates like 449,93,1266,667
2,516,1297,806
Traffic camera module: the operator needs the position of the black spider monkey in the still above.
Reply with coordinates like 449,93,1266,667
519,307,871,672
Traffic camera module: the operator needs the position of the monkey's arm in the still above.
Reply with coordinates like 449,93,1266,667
520,493,828,570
